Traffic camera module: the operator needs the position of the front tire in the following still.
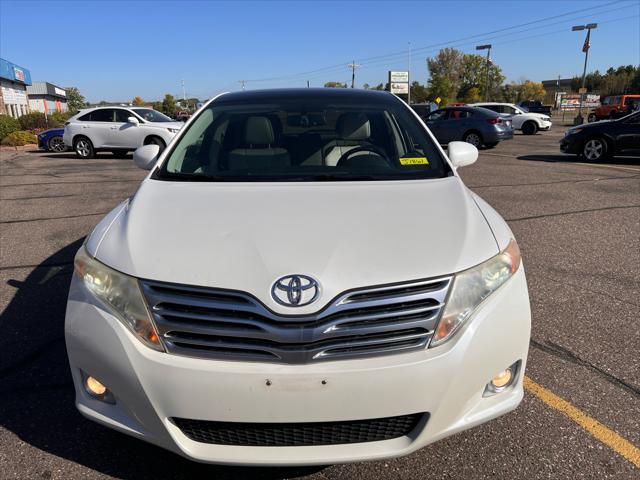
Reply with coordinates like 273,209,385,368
582,137,609,162
587,113,597,123
522,121,538,135
463,131,483,148
144,136,166,153
73,137,94,159
48,135,66,152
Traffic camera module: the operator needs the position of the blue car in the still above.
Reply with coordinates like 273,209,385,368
37,128,67,152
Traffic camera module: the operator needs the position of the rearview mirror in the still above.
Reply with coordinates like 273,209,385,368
133,144,159,170
447,141,478,169
127,116,139,125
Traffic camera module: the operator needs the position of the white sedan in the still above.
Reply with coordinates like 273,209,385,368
471,102,552,135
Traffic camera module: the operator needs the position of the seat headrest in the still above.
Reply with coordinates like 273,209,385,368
244,116,275,145
337,113,370,140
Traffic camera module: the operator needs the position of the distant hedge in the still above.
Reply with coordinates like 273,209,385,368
0,115,20,141
1,130,38,147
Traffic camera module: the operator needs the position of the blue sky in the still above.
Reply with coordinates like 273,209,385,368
1,0,638,102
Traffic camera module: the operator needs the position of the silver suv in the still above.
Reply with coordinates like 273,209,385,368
63,107,182,158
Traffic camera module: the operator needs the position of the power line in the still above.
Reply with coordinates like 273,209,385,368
241,0,629,85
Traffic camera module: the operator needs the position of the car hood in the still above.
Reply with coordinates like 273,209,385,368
93,177,499,314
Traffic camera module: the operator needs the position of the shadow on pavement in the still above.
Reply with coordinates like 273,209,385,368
518,154,640,166
0,239,324,479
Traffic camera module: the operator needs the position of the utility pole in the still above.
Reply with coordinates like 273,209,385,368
407,42,412,104
475,44,492,102
572,23,597,125
307,80,310,88
239,80,246,90
348,60,361,88
181,79,186,101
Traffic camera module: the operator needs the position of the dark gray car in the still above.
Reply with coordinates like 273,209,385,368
424,106,513,148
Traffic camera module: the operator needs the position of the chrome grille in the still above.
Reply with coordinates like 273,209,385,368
141,276,451,364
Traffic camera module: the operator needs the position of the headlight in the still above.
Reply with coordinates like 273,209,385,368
167,127,179,133
566,128,583,136
74,247,163,351
430,239,521,347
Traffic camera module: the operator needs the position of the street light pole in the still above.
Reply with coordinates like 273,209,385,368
407,42,411,104
572,23,597,125
476,44,492,102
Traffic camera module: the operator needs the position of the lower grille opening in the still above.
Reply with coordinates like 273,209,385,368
173,413,427,446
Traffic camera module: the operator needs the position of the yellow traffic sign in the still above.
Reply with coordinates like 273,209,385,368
435,97,441,104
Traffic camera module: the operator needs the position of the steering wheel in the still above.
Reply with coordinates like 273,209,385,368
336,145,390,167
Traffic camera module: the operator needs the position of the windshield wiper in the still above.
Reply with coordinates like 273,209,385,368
154,170,240,182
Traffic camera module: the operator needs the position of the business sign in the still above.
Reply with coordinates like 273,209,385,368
13,67,25,82
389,71,409,83
54,87,66,97
560,94,600,110
389,71,409,95
390,82,409,94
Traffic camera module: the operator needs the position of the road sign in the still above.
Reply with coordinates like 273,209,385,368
389,71,409,83
435,97,441,104
578,87,587,94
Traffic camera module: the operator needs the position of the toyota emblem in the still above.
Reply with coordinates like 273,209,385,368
271,275,320,307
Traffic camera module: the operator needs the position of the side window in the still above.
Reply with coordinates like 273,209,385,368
427,110,448,121
484,105,500,113
505,106,517,115
601,97,610,105
114,109,132,123
78,112,92,121
449,109,470,120
91,109,115,122
613,96,621,106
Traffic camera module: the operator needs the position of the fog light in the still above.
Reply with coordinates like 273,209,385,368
484,361,520,397
86,376,107,396
491,369,513,389
83,373,115,403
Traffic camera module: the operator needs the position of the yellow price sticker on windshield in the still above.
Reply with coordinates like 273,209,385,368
400,157,429,165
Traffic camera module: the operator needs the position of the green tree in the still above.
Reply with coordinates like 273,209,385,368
362,83,370,90
324,81,348,88
151,101,163,112
66,87,87,113
426,48,464,100
132,96,145,106
427,75,453,106
161,94,177,116
371,83,385,91
459,54,505,101
409,81,430,103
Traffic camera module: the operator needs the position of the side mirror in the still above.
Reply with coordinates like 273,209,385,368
127,116,140,125
133,144,160,170
447,141,478,169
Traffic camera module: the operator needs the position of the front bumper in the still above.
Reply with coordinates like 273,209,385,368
560,135,581,154
65,268,531,466
539,120,552,131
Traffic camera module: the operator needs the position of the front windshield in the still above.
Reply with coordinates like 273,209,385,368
132,108,173,123
157,96,450,182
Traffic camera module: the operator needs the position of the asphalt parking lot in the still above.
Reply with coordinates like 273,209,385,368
1,126,638,479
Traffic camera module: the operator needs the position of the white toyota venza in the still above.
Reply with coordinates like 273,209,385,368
65,88,531,466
